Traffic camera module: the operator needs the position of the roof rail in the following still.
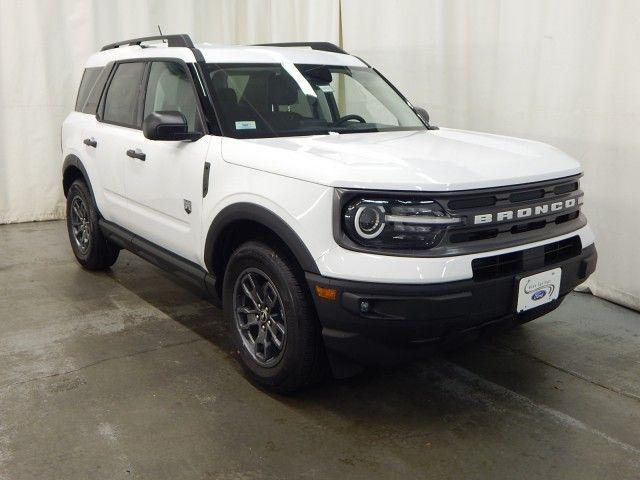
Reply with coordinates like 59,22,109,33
252,42,348,55
101,34,194,51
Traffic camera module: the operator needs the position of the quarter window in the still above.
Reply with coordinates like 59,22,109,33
82,67,111,115
144,62,200,131
102,62,145,127
75,67,102,112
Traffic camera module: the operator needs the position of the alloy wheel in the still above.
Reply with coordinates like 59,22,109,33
70,196,91,254
233,268,287,367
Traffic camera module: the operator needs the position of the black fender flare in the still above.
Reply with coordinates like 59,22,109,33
62,154,97,206
204,203,320,275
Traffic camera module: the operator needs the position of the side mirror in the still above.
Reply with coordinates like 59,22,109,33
142,111,203,141
414,106,439,130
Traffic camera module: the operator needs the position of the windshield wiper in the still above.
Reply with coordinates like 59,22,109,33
330,127,379,135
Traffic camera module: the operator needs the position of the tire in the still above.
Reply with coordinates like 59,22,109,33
66,179,119,270
223,240,326,393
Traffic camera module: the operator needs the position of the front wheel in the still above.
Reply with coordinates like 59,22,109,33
223,241,326,393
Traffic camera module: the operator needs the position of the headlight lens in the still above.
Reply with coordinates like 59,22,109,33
342,197,460,250
354,204,386,239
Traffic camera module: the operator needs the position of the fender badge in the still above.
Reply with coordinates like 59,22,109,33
184,199,192,214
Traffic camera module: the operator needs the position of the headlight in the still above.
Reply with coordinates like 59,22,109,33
342,197,461,250
353,203,386,239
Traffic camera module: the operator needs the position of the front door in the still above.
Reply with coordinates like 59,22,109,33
124,60,211,263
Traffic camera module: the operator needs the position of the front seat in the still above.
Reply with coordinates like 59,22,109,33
265,73,303,131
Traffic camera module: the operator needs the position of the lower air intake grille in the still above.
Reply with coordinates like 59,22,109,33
472,236,582,281
544,236,582,264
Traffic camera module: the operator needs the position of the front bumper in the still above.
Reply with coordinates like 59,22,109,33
306,243,597,369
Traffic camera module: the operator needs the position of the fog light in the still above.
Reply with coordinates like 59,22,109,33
360,300,371,313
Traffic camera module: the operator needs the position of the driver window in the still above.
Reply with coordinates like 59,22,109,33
330,73,399,126
144,62,200,131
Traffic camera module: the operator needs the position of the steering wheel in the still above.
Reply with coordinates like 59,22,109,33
334,114,367,126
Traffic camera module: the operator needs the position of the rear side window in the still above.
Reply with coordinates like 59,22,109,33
75,67,103,112
102,62,146,128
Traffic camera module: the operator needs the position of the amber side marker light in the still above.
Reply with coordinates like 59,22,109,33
315,285,337,301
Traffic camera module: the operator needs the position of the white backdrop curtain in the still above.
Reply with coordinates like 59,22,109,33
0,0,339,223
1,0,638,310
341,0,640,310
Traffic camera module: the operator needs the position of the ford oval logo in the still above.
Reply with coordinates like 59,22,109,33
531,290,547,301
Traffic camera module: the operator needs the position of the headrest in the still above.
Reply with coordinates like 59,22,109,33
217,87,238,104
267,73,298,105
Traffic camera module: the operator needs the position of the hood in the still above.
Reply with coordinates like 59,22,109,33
221,128,582,191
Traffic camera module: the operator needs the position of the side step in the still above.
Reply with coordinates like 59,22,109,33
99,219,221,306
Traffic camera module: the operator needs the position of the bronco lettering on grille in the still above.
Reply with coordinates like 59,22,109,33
473,196,583,225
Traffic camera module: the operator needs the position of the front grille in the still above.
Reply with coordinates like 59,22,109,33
509,188,545,203
554,182,579,195
555,211,580,225
448,196,496,210
436,175,584,253
472,235,582,280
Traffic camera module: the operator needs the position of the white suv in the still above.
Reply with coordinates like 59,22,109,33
62,34,597,392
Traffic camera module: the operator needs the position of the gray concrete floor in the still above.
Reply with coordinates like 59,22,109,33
1,220,639,480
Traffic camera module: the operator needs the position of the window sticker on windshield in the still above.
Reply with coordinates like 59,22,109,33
235,120,256,130
319,85,333,93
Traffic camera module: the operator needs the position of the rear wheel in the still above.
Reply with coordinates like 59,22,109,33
223,240,326,393
66,179,119,270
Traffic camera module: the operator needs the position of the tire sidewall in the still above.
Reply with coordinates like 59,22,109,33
66,181,97,264
223,242,312,387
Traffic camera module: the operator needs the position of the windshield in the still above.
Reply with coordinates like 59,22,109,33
206,63,426,138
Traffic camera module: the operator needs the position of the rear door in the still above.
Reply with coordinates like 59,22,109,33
124,60,211,263
73,66,111,216
92,61,147,225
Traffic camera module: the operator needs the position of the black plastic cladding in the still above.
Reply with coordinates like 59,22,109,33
333,174,586,258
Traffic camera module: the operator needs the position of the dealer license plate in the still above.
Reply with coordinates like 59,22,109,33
516,268,562,313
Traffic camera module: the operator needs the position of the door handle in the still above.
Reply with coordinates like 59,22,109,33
126,149,146,161
83,137,97,148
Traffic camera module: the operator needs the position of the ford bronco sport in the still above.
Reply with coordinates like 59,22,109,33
62,34,597,392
